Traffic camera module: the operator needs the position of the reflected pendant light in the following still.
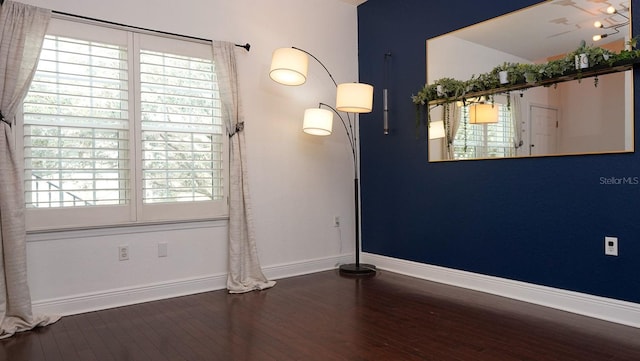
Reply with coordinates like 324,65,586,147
428,120,446,139
269,48,309,86
336,83,374,113
469,103,498,124
303,108,333,136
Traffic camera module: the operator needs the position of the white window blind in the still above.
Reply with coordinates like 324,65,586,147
139,49,224,204
454,103,515,159
23,35,130,208
20,19,228,230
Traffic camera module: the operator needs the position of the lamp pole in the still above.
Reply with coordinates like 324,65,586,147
317,103,376,276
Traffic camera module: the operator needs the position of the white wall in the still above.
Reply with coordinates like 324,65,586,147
558,71,627,154
17,0,359,315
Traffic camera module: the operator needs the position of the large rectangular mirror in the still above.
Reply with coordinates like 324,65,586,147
425,0,634,161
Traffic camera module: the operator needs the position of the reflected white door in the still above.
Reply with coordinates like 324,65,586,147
530,105,558,156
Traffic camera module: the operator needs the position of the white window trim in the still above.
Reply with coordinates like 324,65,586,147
17,17,229,232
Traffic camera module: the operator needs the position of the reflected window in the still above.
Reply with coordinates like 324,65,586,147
453,103,514,159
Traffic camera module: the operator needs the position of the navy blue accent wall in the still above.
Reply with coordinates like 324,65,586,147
357,0,640,303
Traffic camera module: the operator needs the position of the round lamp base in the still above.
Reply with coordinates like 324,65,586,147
339,263,377,276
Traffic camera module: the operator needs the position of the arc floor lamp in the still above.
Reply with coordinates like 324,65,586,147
269,47,376,276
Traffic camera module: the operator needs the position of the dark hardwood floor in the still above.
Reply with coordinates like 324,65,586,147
2,270,640,360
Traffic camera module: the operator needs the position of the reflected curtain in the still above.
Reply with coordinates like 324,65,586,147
212,41,275,294
510,93,524,156
0,0,60,338
442,103,461,160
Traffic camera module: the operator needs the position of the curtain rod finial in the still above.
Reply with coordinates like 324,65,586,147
235,43,250,52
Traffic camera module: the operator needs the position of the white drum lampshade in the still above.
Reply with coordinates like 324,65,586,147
428,120,446,139
469,103,498,124
336,83,374,113
303,108,333,136
269,48,309,86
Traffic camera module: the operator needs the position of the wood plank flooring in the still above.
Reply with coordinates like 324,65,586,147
2,270,640,360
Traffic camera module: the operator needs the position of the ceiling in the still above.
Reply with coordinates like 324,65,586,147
340,0,630,61
339,0,367,5
450,0,631,61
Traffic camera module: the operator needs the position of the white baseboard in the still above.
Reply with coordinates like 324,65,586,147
362,253,640,328
263,254,353,280
41,252,635,328
32,254,351,317
32,274,228,317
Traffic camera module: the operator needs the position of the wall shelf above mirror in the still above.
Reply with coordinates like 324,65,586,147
417,0,635,162
425,59,640,107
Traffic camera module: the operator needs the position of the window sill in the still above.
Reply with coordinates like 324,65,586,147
26,217,229,242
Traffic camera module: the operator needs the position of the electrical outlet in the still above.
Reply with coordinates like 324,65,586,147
158,242,168,258
118,245,129,261
334,216,340,227
605,236,618,256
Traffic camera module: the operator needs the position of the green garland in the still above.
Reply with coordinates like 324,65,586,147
411,38,640,108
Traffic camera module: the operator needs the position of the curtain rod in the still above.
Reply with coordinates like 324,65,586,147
51,10,250,51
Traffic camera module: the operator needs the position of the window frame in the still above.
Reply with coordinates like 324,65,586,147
16,17,229,231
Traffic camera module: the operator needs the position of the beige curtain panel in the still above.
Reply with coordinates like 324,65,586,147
0,0,60,338
212,41,275,294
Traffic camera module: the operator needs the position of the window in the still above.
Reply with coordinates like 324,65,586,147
139,49,224,204
453,102,514,159
19,19,227,230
